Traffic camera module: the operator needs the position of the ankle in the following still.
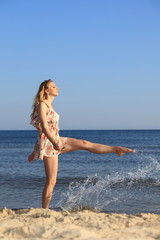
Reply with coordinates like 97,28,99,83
114,146,119,154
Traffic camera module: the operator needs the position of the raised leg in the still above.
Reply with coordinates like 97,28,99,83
61,137,135,156
42,156,58,208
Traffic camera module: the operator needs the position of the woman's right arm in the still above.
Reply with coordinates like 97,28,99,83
38,102,61,151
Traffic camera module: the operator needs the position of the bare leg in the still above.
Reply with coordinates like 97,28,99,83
61,138,135,156
42,156,58,209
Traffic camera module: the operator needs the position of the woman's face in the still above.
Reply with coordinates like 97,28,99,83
46,81,59,97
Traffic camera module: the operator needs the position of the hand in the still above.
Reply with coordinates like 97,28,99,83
28,152,36,163
53,140,61,151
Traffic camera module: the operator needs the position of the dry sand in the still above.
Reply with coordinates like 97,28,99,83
0,208,160,240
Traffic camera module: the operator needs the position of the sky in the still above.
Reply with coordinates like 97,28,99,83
0,0,160,130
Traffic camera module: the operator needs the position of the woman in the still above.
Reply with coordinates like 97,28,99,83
28,79,135,209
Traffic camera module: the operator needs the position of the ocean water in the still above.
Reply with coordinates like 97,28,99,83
0,130,160,214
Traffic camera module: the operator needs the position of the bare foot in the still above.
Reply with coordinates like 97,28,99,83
115,147,135,156
28,152,36,163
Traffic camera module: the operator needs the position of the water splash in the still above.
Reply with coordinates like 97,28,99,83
128,154,160,182
55,153,160,212
55,174,120,212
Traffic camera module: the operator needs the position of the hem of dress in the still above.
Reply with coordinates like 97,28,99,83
37,137,68,160
38,154,59,160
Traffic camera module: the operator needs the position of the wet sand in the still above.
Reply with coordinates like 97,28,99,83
0,208,160,240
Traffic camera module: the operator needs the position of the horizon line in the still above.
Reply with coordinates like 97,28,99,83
0,129,160,131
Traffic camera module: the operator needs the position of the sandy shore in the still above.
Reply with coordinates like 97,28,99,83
0,208,160,240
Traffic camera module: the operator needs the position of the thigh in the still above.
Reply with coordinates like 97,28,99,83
43,156,58,181
60,137,89,154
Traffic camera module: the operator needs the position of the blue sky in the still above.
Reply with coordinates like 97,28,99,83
0,0,160,130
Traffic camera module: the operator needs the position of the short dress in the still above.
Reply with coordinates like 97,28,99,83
30,102,67,160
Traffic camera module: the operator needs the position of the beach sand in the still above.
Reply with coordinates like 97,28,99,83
0,208,160,240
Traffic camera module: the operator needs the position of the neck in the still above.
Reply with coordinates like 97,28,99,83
44,96,55,106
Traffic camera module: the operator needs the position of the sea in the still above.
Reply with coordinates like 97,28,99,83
0,130,160,214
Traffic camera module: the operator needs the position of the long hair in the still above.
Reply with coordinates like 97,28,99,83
30,79,53,120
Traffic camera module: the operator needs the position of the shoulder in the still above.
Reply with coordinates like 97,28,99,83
38,102,49,114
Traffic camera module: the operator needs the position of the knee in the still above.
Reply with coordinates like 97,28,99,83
46,178,57,188
81,140,92,149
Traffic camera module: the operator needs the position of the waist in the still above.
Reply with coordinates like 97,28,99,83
38,129,59,137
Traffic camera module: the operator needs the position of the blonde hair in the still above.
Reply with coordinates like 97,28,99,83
30,79,53,120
